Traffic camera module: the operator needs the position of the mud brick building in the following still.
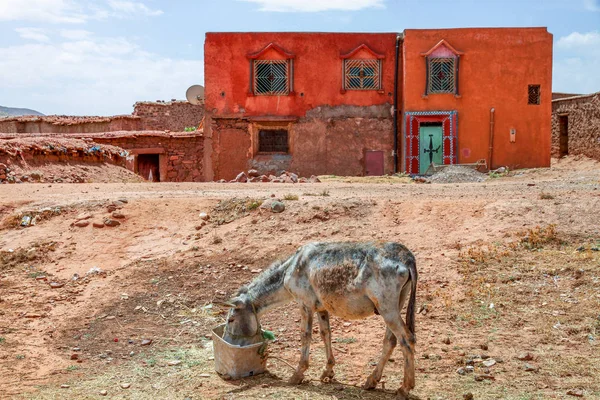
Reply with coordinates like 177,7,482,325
204,29,553,180
551,92,600,161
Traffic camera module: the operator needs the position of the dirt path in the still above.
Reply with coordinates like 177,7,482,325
0,156,599,399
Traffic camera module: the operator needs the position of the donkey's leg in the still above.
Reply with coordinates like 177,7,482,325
289,305,313,384
380,314,415,400
363,327,396,389
317,311,335,382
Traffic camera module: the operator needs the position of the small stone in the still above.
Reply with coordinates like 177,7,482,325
49,282,64,289
74,220,90,228
99,389,108,396
566,389,584,397
104,219,120,227
234,172,248,183
111,212,125,219
482,359,496,367
463,393,474,400
199,373,210,378
524,363,539,372
457,367,466,375
117,198,128,204
72,347,81,352
92,221,105,228
474,374,494,382
517,352,534,361
458,349,466,356
251,269,262,273
199,212,209,221
271,201,285,213
168,360,182,366
442,337,451,345
247,169,259,177
60,384,70,389
35,275,47,281
120,383,131,389
75,212,93,221
140,339,153,346
70,354,79,360
479,343,488,351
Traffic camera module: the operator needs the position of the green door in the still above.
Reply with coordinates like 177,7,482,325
419,125,443,174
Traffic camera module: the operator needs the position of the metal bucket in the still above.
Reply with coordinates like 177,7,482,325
212,324,268,379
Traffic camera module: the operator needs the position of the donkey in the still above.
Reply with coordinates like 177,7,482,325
220,241,418,399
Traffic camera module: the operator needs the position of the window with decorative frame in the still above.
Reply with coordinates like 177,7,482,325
343,59,382,91
422,40,463,96
254,60,290,95
247,43,295,96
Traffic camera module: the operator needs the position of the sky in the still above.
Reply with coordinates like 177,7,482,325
0,0,599,116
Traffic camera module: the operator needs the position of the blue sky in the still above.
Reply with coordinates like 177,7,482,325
0,0,599,116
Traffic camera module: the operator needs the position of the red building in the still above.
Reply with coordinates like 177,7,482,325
204,28,553,180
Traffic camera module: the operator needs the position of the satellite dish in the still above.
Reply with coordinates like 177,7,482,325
186,85,205,105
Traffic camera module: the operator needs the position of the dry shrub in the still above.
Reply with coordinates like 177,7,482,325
519,224,558,249
211,197,263,225
0,241,58,271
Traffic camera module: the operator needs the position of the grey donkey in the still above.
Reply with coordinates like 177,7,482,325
221,241,418,399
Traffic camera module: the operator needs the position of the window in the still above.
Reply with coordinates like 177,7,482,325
528,85,541,105
254,60,289,95
428,58,456,94
258,129,288,153
344,59,381,90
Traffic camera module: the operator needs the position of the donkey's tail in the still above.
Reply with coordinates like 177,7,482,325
405,256,418,338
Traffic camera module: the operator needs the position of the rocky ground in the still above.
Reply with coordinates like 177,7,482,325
0,156,599,400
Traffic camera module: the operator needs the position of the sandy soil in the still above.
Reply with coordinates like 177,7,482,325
0,156,599,400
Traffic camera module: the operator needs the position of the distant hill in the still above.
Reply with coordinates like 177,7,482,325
0,105,44,118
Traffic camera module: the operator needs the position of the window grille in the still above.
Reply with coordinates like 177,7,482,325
258,129,288,153
254,60,289,95
428,58,455,94
528,85,541,105
344,59,381,90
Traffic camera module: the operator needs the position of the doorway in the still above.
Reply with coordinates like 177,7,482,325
365,150,384,176
137,154,160,182
419,122,443,174
559,115,568,157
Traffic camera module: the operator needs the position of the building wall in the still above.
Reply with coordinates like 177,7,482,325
402,28,553,170
204,32,399,180
133,101,205,131
92,132,204,182
551,93,600,160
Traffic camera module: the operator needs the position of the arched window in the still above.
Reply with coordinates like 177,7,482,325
421,40,463,96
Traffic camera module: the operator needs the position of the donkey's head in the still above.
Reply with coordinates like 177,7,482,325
221,294,262,346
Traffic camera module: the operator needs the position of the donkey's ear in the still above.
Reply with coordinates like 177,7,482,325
229,297,245,309
212,301,236,309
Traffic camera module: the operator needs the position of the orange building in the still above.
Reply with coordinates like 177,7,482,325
204,28,552,180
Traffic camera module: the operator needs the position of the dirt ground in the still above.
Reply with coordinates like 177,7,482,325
0,156,599,400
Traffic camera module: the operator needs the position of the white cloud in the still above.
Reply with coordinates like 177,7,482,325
0,36,203,115
107,0,163,17
238,0,385,12
556,31,600,50
15,27,51,43
0,0,163,24
0,0,88,23
554,31,600,94
60,29,93,40
583,0,600,11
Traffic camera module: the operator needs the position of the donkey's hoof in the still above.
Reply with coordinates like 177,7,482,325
289,373,304,385
396,387,409,400
363,376,378,390
320,369,335,382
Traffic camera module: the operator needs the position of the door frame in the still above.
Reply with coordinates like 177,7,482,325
403,110,458,174
419,123,443,174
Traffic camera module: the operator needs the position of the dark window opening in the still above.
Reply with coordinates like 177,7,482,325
428,58,456,94
137,154,160,182
559,115,568,157
259,129,288,153
528,85,541,105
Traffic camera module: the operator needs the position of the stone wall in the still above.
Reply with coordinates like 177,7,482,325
551,93,600,160
0,101,205,134
133,101,205,131
92,131,204,182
